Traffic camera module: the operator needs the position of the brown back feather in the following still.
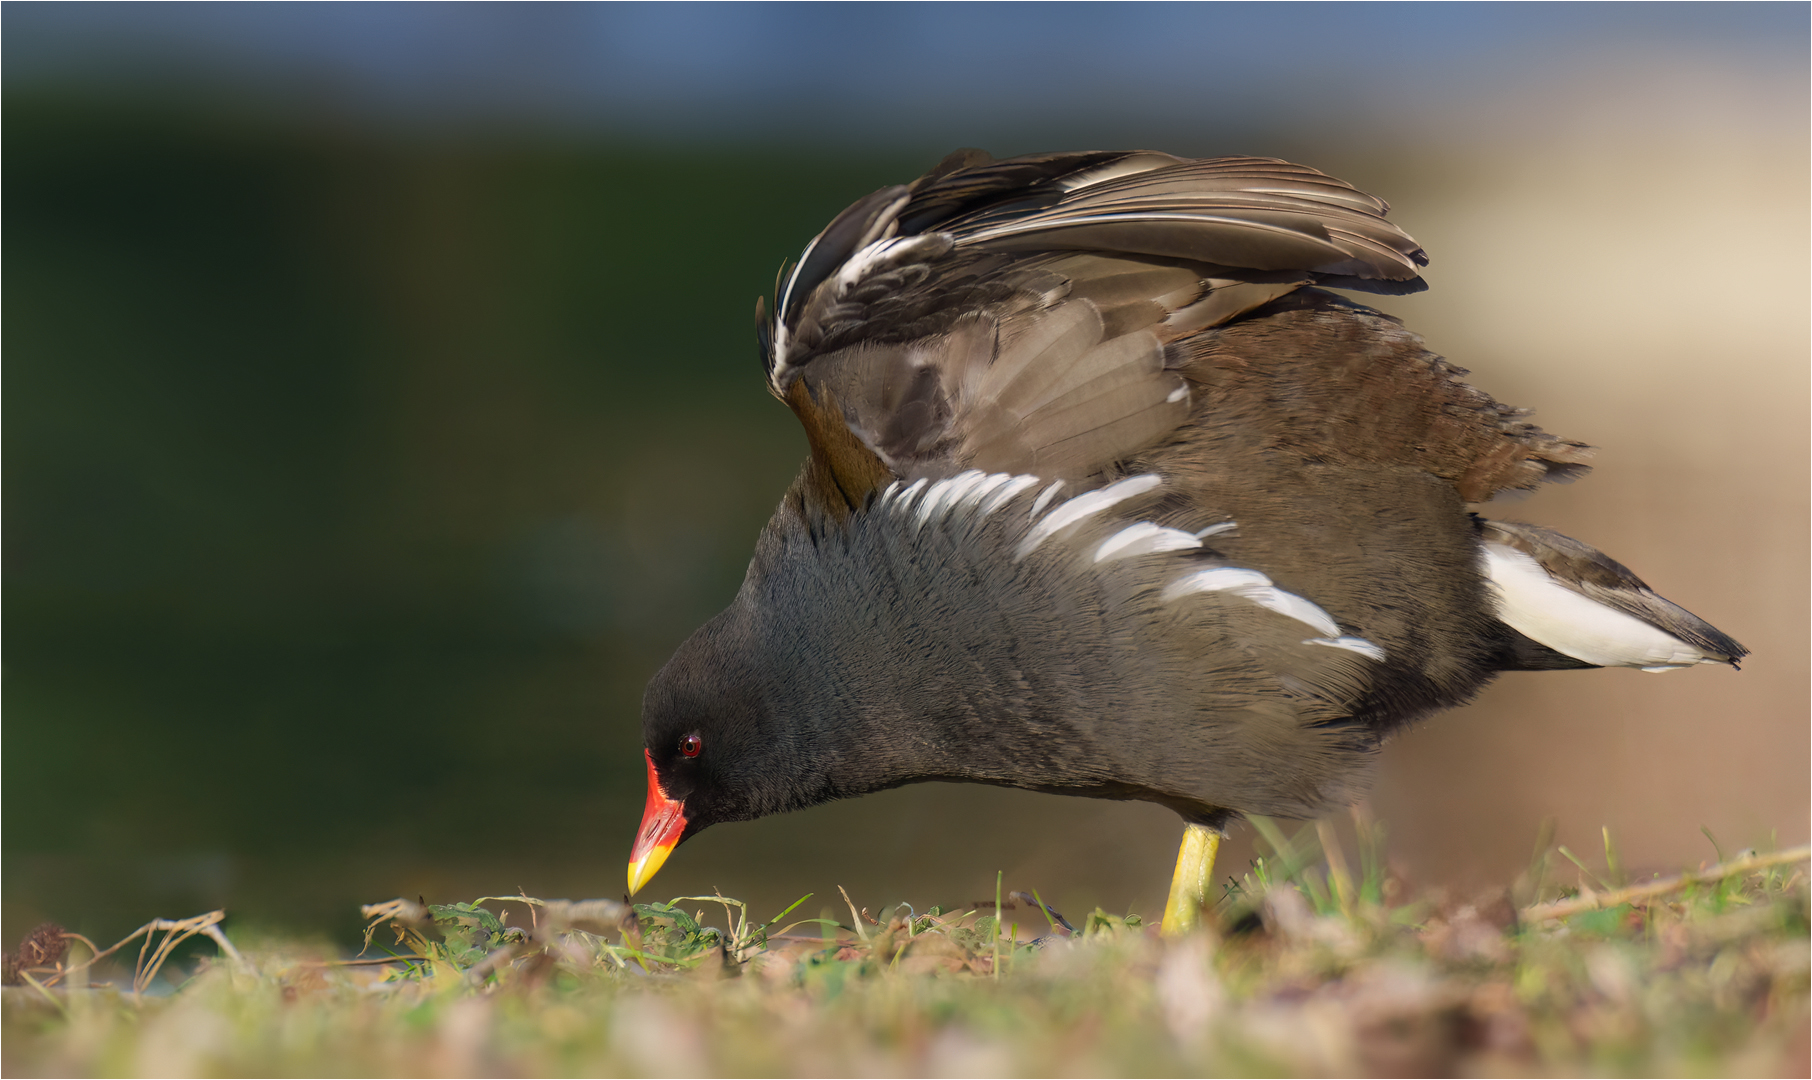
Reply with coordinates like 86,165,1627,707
1172,291,1593,502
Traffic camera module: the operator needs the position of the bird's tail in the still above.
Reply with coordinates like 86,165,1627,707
1477,519,1747,672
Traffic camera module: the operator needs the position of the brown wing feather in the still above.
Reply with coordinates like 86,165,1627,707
1171,290,1594,501
768,150,1437,515
794,254,1202,485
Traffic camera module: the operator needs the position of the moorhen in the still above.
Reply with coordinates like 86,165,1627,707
625,150,1746,932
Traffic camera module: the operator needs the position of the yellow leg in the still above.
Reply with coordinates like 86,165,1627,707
1160,823,1221,935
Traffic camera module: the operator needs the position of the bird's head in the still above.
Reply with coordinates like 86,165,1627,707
626,607,800,896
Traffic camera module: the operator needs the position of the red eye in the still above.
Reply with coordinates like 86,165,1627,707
680,734,703,758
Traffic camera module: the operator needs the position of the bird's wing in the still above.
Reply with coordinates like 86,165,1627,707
1162,289,1596,503
760,150,1430,515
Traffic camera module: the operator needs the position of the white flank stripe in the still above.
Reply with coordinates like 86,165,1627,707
1481,543,1709,669
1162,566,1342,637
1162,566,1270,601
1305,636,1387,661
959,472,1015,514
1094,522,1202,563
1194,521,1237,539
878,480,903,505
979,474,1042,517
891,477,929,514
1249,591,1343,638
1166,385,1189,404
912,474,957,525
917,470,989,525
944,469,993,513
1015,475,1164,561
1028,480,1067,521
908,472,945,523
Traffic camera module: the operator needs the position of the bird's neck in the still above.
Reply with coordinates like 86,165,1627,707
734,506,1096,806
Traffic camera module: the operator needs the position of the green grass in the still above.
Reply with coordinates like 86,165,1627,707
4,825,1806,1077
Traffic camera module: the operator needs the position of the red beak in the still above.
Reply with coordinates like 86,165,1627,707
627,749,687,895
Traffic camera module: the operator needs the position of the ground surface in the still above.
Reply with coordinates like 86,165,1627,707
3,827,1806,1078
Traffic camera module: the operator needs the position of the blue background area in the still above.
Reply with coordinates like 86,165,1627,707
8,2,1806,141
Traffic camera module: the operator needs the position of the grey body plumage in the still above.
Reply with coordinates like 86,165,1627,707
630,149,1747,896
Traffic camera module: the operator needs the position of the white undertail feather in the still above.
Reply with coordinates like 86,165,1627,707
1480,543,1712,671
1162,567,1342,637
1016,475,1164,561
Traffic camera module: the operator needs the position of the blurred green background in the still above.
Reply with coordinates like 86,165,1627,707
5,3,1807,949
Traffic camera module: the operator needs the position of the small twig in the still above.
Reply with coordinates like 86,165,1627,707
197,922,246,971
1522,844,1811,921
359,899,430,956
134,912,241,994
52,910,247,993
714,890,746,951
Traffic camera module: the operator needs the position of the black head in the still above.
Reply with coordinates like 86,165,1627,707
644,612,779,830
627,604,825,894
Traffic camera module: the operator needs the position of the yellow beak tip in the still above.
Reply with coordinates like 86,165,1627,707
626,846,673,897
